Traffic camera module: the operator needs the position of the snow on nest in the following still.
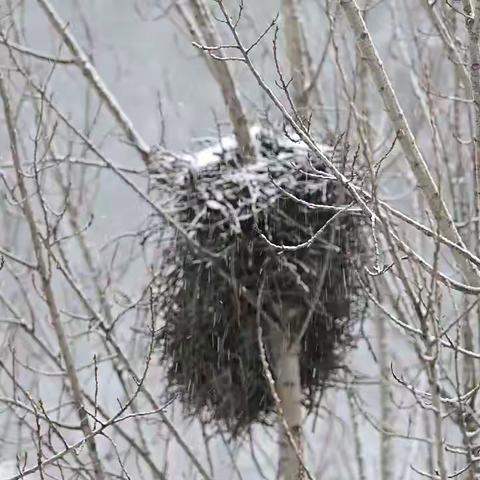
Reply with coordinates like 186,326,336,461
182,125,330,171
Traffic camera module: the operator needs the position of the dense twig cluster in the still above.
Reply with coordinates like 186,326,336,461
149,128,366,435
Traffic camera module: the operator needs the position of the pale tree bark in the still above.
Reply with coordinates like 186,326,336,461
183,0,255,162
282,0,309,114
272,330,304,480
257,319,314,480
459,3,480,476
466,0,480,246
376,311,393,480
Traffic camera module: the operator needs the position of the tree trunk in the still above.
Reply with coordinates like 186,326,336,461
185,0,255,162
272,331,304,480
282,0,309,114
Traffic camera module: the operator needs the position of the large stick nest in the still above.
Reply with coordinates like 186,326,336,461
149,127,366,436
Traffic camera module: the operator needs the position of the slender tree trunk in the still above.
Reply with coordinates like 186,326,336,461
282,0,309,114
185,0,255,162
272,331,304,480
376,313,393,480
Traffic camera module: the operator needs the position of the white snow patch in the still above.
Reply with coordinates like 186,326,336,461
182,125,332,171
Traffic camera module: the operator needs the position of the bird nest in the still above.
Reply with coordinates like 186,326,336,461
148,127,366,436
